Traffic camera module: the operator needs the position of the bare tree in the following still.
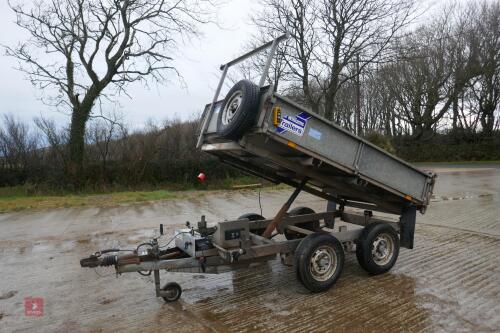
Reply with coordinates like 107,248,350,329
317,0,416,120
469,1,500,135
86,111,124,179
251,0,416,120
4,0,216,185
383,3,485,140
235,32,290,94
34,116,69,168
0,114,39,174
252,0,324,113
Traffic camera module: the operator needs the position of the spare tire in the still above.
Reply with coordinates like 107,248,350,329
217,80,260,140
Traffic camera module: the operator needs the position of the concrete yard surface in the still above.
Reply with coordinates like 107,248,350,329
0,164,499,332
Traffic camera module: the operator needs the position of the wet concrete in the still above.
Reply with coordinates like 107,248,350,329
0,164,499,332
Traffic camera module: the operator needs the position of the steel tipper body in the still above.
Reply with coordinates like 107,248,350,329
80,34,435,302
199,89,435,216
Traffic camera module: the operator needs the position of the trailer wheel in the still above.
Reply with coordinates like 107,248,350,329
239,213,266,235
217,80,260,140
161,282,182,303
294,233,344,292
356,222,400,275
284,207,320,240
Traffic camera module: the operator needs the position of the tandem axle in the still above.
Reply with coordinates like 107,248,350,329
80,187,415,302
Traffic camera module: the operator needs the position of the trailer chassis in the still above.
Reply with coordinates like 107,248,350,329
80,184,413,302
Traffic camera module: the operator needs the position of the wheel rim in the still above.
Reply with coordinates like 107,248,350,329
221,90,243,125
164,286,179,301
371,233,395,266
309,245,338,282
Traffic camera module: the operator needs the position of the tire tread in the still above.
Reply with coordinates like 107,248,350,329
356,222,400,275
294,233,344,292
217,80,260,140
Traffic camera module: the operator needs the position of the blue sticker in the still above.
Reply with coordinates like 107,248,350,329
276,111,312,137
308,127,322,140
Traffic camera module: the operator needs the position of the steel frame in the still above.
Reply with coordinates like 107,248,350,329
113,208,401,274
196,33,288,148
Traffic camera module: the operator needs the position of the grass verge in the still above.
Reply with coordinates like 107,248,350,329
0,190,179,213
0,176,285,213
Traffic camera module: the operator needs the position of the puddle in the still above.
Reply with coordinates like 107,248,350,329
31,242,52,253
58,240,78,252
0,165,498,332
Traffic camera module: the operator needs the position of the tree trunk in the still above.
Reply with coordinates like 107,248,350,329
480,102,495,137
452,96,459,132
324,82,338,122
324,96,335,121
68,107,90,188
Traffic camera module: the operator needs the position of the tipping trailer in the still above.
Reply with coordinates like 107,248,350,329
80,35,436,302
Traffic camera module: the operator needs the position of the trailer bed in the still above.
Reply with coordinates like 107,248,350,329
199,87,435,215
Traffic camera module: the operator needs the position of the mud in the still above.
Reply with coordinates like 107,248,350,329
0,164,499,332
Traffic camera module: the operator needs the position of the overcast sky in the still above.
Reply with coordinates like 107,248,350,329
0,0,263,129
0,0,451,129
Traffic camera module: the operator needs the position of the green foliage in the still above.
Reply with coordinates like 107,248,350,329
395,134,500,162
1,113,499,199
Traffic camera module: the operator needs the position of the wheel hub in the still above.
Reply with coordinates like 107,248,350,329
309,246,337,282
163,287,179,301
221,91,243,125
371,233,394,265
